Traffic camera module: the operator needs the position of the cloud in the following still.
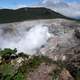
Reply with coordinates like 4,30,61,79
41,0,80,18
15,4,27,9
68,2,80,10
42,0,63,4
14,4,39,9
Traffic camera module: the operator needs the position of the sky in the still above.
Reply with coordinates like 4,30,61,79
0,0,41,8
0,0,80,8
0,0,80,18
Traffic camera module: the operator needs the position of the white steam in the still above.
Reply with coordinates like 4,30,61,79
0,24,51,55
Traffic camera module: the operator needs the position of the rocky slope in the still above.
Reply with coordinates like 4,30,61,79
0,19,80,80
0,19,80,56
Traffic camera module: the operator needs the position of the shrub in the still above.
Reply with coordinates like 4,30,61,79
0,48,17,60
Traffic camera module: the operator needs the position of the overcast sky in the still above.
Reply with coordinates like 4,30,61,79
0,0,80,18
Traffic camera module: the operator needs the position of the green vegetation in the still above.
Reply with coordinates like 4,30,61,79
0,7,73,23
0,63,16,80
0,48,17,61
0,48,80,80
0,48,54,80
76,70,80,80
12,72,25,80
52,68,60,80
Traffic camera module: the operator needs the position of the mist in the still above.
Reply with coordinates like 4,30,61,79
0,23,51,55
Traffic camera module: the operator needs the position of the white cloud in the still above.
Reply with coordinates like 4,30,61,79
41,0,80,18
42,0,63,4
68,2,80,10
15,4,27,9
15,4,38,9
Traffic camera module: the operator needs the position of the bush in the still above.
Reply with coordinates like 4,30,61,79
12,72,24,80
0,48,17,60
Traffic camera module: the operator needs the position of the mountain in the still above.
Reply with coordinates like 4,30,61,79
0,7,74,23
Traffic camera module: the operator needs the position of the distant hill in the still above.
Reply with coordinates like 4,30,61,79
0,7,74,23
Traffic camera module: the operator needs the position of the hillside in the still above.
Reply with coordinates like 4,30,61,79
0,7,73,23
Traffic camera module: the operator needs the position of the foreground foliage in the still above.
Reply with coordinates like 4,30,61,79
0,48,54,80
0,48,80,80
